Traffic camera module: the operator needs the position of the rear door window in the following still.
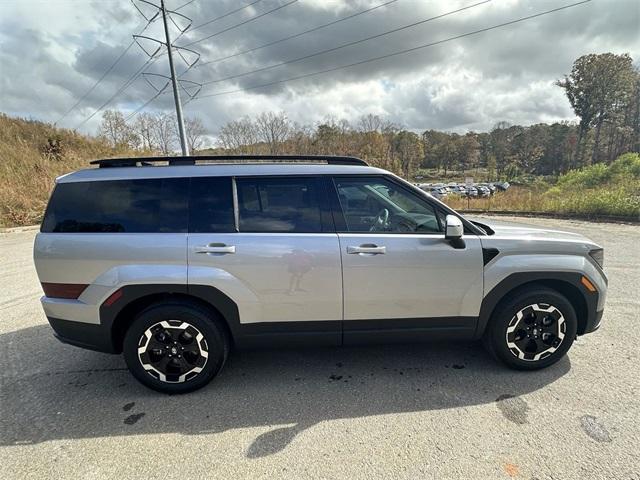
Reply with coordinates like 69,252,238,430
41,178,189,233
236,177,323,233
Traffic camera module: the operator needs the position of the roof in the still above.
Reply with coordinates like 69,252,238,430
57,162,387,184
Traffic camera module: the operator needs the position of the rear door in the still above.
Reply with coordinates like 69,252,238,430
187,175,342,345
330,175,483,342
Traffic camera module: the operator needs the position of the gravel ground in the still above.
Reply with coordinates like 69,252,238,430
0,216,638,480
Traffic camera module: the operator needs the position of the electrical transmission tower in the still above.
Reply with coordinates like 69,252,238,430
132,0,201,155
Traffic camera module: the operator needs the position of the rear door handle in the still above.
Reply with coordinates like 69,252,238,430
194,244,236,254
347,244,386,255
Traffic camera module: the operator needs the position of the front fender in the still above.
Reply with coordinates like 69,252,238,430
484,253,607,311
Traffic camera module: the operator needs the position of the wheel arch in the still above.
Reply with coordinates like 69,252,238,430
476,272,596,339
101,284,240,353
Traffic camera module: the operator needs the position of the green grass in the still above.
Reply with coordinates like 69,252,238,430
444,153,640,219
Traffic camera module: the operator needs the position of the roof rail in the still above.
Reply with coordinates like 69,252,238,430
90,154,368,168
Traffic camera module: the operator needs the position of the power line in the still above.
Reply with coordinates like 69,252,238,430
56,20,152,124
189,0,264,32
173,0,198,11
196,0,490,87
72,16,195,130
74,56,157,129
196,0,398,68
125,80,166,122
179,0,299,48
193,0,591,101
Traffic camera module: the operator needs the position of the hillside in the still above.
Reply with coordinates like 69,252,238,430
0,114,144,227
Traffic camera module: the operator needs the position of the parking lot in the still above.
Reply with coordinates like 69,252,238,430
1,216,638,479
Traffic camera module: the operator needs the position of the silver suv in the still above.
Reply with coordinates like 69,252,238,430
34,155,607,393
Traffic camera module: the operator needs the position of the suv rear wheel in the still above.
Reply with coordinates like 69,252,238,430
485,287,577,370
123,301,229,393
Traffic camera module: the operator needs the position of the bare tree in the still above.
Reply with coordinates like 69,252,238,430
357,113,384,133
134,113,156,151
185,116,207,152
218,116,258,153
98,110,137,148
255,111,291,154
151,112,177,155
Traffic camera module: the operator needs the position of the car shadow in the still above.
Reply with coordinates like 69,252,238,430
0,324,570,457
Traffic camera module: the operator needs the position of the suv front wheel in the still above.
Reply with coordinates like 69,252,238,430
485,287,577,370
123,301,230,393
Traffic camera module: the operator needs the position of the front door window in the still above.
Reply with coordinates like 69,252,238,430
334,177,442,233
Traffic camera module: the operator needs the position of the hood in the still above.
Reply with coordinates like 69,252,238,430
468,217,594,243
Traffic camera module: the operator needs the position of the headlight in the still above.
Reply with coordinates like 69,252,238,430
589,248,604,269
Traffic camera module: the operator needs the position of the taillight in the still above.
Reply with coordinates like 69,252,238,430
41,283,88,299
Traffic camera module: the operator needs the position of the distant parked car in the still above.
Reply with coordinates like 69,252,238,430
479,183,497,195
432,183,451,193
476,185,491,197
450,185,467,195
465,186,479,197
494,182,510,191
422,186,448,199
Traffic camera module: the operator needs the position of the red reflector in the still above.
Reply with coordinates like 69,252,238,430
103,289,123,307
41,283,88,299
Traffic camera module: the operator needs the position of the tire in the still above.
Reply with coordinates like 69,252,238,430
484,287,577,370
123,301,230,394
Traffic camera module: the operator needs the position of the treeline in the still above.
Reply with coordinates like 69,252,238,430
97,110,207,154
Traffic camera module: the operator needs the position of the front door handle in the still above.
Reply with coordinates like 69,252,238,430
194,244,236,254
347,244,386,255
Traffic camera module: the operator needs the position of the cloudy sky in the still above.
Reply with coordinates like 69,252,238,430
0,0,638,141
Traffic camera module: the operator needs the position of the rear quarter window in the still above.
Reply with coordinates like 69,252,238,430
189,177,235,233
41,178,189,233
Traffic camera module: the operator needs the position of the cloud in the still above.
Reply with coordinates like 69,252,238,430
0,0,638,137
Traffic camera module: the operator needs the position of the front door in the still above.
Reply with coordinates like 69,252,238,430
331,176,483,342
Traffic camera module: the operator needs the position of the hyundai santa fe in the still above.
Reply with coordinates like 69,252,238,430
34,155,607,393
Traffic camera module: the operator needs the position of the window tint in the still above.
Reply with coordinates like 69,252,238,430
236,177,322,232
189,177,235,233
334,177,441,233
41,178,189,233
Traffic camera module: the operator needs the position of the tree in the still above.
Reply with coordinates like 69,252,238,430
255,111,291,154
489,122,515,176
151,112,177,155
392,130,423,179
457,133,480,174
185,116,207,152
217,116,258,153
98,110,137,148
556,53,637,163
134,113,156,151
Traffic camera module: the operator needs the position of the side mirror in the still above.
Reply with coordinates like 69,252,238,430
445,215,465,249
445,215,463,240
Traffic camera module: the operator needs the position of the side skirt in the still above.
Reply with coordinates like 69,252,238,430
234,317,478,349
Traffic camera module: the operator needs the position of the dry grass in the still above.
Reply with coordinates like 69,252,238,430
444,186,549,213
0,114,144,227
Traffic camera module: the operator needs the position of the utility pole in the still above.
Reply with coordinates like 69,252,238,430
160,0,189,156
